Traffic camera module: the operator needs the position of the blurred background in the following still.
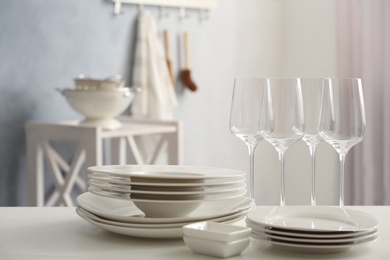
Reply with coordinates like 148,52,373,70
1,0,388,206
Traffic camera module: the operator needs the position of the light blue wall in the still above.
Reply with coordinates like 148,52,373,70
0,0,136,205
1,0,279,205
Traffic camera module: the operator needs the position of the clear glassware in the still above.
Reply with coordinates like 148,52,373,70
229,78,266,200
300,78,325,206
259,78,305,206
319,78,366,207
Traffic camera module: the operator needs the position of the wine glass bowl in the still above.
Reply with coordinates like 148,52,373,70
300,78,325,146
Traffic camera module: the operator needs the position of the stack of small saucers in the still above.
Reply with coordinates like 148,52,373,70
76,165,253,239
246,206,378,254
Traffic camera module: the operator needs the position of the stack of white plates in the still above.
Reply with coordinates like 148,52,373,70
246,206,378,254
87,165,248,218
76,192,253,239
76,165,253,239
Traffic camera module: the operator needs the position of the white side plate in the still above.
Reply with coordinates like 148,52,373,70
247,206,378,232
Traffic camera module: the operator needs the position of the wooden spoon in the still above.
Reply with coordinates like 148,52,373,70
164,29,175,87
181,31,197,91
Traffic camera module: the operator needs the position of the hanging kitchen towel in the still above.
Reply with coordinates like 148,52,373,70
131,10,177,162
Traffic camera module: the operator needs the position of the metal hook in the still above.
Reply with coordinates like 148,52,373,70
113,0,122,15
138,4,144,13
198,9,208,22
159,6,169,19
179,7,187,20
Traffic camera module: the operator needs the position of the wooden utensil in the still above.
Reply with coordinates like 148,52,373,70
181,31,197,91
164,29,175,87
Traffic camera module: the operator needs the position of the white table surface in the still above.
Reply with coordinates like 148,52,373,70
0,206,388,259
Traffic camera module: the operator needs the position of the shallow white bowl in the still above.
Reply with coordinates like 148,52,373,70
131,184,204,192
182,222,252,243
60,88,138,130
130,193,204,200
133,200,202,218
183,236,250,258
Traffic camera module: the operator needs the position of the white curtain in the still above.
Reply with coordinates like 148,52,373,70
337,0,390,205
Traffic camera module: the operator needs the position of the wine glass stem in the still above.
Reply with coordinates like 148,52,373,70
339,152,347,207
309,145,317,206
247,143,257,201
278,151,286,206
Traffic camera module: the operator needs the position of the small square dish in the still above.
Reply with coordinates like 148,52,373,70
183,236,250,258
182,221,252,243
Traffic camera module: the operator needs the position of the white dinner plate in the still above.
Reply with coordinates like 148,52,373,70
76,208,247,239
250,232,378,254
247,206,378,232
88,186,247,202
87,165,246,180
88,173,246,187
87,179,246,195
76,208,182,239
247,218,377,238
250,229,378,244
77,192,252,224
77,206,249,228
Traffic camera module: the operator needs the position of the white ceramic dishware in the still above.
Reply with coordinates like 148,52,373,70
251,229,378,244
183,236,250,258
246,206,378,232
246,206,378,254
59,88,139,129
250,231,377,254
77,206,248,229
87,178,246,195
75,197,250,239
88,173,246,187
77,192,251,224
74,76,126,90
86,165,248,218
76,208,183,239
182,222,251,242
87,165,247,180
88,186,247,203
132,200,202,218
248,222,377,239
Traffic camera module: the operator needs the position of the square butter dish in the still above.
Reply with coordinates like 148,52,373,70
182,221,252,242
182,221,251,258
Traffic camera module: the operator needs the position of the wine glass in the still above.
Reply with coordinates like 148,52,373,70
319,78,366,207
229,78,266,200
259,78,305,206
300,78,325,206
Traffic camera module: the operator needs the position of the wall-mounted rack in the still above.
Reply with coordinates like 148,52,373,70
112,0,218,15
